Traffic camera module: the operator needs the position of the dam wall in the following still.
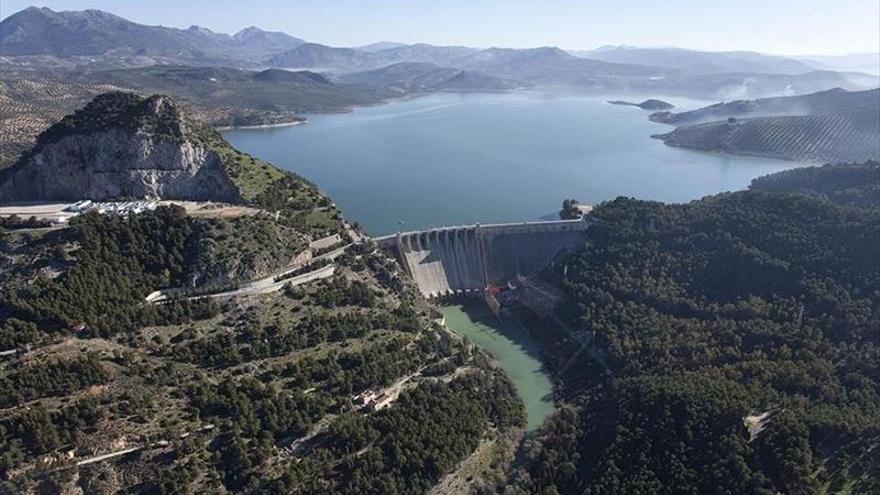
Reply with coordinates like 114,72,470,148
375,219,587,298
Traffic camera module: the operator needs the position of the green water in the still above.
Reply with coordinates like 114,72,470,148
442,303,554,431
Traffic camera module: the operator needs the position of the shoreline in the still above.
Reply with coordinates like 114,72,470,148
214,120,307,131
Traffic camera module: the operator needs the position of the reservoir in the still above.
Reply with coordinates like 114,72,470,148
223,91,804,236
222,91,805,432
442,303,554,431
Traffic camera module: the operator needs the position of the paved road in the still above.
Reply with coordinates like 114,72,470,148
208,264,337,299
148,243,351,303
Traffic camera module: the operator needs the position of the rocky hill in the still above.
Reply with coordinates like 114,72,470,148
0,92,294,202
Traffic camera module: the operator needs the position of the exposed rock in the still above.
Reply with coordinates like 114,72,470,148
0,92,255,202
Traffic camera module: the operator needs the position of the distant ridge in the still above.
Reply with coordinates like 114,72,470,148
577,45,816,74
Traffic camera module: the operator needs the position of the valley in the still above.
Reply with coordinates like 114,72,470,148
1,3,878,495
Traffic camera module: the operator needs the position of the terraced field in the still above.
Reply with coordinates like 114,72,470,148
650,88,879,125
653,106,880,163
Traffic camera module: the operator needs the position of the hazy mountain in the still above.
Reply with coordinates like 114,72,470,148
356,41,409,52
578,45,816,74
796,53,880,76
229,26,306,58
456,47,675,86
337,62,526,92
645,69,870,100
267,43,377,70
651,88,880,162
269,43,479,71
371,43,480,66
0,7,304,65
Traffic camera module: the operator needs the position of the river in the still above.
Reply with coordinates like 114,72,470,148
441,302,554,431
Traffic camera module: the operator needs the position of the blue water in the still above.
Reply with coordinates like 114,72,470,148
224,92,803,235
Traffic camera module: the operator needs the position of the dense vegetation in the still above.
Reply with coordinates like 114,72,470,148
0,204,513,494
516,166,880,494
750,160,879,208
4,206,221,336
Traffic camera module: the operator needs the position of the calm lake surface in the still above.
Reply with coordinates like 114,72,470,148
442,303,554,431
223,91,803,236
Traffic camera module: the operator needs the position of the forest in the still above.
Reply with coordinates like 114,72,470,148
0,199,515,494
515,162,880,494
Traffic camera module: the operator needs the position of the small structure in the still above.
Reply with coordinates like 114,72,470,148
353,389,380,408
371,392,394,411
66,200,93,213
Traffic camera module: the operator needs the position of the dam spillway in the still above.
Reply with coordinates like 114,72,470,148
374,219,588,298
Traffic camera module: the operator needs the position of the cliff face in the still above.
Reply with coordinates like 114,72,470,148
0,92,243,202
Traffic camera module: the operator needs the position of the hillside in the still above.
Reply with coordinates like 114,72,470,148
514,163,880,494
651,89,880,162
0,93,523,494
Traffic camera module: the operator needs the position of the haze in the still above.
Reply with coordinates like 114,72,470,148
2,0,878,55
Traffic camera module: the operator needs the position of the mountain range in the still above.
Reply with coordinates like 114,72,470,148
2,6,876,98
0,6,305,65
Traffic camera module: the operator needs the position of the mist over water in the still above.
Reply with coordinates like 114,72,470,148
224,92,804,235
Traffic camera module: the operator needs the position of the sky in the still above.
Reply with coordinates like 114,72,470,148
2,0,878,55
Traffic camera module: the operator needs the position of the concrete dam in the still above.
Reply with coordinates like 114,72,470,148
374,219,588,298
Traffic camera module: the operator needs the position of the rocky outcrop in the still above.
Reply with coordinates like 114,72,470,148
0,92,242,202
